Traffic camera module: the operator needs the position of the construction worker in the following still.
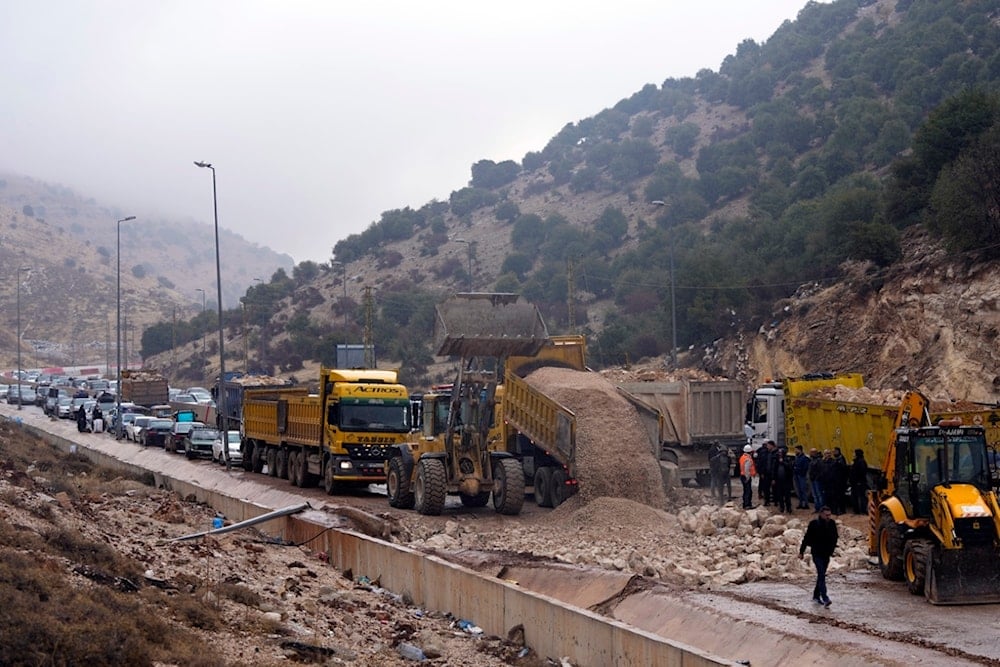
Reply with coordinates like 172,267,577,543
739,444,757,509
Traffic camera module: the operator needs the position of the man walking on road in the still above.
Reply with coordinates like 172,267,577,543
799,506,839,607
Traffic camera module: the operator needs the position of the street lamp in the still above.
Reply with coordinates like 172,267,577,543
116,216,135,436
194,160,230,469
16,266,31,410
195,287,206,360
652,201,677,365
452,238,474,292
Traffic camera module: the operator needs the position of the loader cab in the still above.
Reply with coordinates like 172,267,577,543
896,426,991,517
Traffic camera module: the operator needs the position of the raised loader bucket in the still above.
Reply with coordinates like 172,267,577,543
926,545,1000,605
435,293,549,358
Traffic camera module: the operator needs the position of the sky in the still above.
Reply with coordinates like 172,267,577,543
0,0,814,264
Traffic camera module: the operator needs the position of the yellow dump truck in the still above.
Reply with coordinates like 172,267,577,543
748,373,1000,466
241,368,411,492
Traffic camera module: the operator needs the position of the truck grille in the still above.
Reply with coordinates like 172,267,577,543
345,444,391,461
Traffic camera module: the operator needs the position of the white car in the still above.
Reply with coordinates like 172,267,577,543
126,416,153,442
211,430,242,464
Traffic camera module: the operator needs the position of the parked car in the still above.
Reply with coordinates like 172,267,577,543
172,393,199,405
167,421,205,453
45,387,69,416
184,427,219,460
211,430,242,464
113,411,140,436
140,419,174,447
33,384,49,407
0,384,9,400
126,416,153,442
7,386,37,405
185,387,213,404
57,397,75,419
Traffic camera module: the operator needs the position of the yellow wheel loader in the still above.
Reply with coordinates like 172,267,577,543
868,391,1000,604
386,293,547,516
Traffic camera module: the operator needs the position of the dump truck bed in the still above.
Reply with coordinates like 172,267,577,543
502,370,576,477
242,387,323,448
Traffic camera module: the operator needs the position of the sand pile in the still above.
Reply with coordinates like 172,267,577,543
523,367,667,509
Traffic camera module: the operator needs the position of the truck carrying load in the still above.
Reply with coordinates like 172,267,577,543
120,369,169,408
240,368,411,493
216,372,293,433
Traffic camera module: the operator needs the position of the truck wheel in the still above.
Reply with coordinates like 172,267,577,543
289,451,302,487
493,458,525,516
551,468,570,507
266,448,278,477
534,467,554,507
414,458,446,516
251,444,265,474
878,512,904,581
904,539,931,595
301,454,318,488
242,445,253,472
323,457,337,495
387,456,415,509
276,449,289,480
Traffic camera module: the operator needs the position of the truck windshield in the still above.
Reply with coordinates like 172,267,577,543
339,400,409,432
912,432,990,489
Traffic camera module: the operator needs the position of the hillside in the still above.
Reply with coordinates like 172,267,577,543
0,172,293,371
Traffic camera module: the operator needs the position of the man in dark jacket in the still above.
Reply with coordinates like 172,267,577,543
771,447,793,512
832,447,849,514
793,445,811,509
849,449,869,514
799,506,839,607
756,440,776,506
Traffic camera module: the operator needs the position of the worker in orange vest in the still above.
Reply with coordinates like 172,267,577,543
739,444,758,509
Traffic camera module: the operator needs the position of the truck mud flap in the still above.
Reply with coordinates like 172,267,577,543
926,546,1000,605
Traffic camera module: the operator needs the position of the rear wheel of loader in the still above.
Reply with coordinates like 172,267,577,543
493,458,525,516
534,467,554,508
878,512,904,581
387,456,415,509
414,458,446,515
551,468,569,507
904,539,931,595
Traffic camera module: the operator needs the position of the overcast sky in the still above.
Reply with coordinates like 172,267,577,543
0,0,815,264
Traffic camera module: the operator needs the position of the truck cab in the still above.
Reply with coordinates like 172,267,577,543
746,382,784,451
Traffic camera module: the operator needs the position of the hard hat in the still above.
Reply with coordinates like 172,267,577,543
743,444,752,453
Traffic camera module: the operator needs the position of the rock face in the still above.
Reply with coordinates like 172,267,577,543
710,230,1000,403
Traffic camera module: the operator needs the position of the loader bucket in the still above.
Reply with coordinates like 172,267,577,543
435,293,549,358
926,546,1000,605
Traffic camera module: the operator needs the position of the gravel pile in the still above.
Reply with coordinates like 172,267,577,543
523,367,668,509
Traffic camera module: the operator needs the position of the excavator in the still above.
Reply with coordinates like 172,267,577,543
869,390,1000,603
385,293,548,515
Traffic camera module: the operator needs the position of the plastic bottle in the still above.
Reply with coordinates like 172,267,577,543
397,642,426,662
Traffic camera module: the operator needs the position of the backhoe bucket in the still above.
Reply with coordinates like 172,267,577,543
435,293,548,358
926,546,1000,605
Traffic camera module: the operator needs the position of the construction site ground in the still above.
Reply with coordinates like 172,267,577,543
4,402,1000,666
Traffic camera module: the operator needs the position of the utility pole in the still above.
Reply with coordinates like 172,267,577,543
363,286,375,368
566,257,576,333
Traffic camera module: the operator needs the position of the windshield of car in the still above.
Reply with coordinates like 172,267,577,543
149,419,174,430
192,428,219,440
134,417,152,428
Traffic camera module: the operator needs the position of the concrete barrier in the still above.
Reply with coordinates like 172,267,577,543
7,413,736,666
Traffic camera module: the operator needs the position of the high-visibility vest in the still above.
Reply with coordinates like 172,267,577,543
739,453,757,477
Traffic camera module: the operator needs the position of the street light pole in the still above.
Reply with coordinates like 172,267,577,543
116,216,135,437
194,161,229,469
195,287,206,362
16,266,31,410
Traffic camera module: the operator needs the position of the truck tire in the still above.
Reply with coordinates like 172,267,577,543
387,456,415,509
492,458,525,516
878,512,904,581
323,456,337,495
266,448,278,477
289,450,302,487
276,449,289,480
904,539,931,595
301,455,318,488
251,443,265,474
414,458,446,516
242,445,254,472
551,468,570,507
533,467,554,508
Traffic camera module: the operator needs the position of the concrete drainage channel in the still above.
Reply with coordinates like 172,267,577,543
13,412,742,666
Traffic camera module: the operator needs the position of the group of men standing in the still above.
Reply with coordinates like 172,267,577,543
722,439,869,514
